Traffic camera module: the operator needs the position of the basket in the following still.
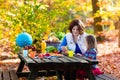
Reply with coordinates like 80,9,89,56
46,41,61,48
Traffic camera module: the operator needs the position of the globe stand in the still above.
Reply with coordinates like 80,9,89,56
16,32,33,54
20,47,23,54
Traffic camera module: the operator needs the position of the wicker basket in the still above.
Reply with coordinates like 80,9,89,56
46,41,61,48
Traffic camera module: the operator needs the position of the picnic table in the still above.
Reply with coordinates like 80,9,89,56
17,53,98,80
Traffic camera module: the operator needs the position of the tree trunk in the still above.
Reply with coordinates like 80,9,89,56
91,0,104,41
118,17,120,47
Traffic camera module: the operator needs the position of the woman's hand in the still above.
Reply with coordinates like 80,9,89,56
76,53,83,56
61,46,68,53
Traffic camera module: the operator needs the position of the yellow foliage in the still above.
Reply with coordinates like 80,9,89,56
43,34,49,40
74,14,81,19
15,24,21,33
75,6,82,11
42,26,51,40
41,40,46,53
109,21,115,30
63,0,73,5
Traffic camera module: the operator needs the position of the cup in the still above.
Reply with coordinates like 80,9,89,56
68,50,74,57
23,50,28,57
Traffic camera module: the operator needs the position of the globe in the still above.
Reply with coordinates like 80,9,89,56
16,32,33,47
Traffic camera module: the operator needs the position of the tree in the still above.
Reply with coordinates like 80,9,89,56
118,17,120,47
91,0,104,41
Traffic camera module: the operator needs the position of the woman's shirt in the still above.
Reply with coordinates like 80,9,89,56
75,43,82,54
58,32,87,54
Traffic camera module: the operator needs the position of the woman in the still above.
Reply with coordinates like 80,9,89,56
58,19,87,55
58,19,88,80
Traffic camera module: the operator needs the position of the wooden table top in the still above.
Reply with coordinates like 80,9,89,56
18,53,98,65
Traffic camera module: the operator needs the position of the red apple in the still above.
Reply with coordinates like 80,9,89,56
45,53,50,57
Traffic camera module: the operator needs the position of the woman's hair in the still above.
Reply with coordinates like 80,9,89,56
69,19,85,34
86,34,97,51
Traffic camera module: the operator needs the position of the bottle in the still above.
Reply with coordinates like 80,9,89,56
41,39,46,53
23,46,28,57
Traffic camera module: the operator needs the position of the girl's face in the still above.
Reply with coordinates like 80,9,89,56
72,26,79,36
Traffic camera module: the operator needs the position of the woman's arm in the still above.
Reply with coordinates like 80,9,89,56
58,36,67,52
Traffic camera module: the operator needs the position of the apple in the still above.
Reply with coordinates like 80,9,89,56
44,53,50,57
38,54,44,58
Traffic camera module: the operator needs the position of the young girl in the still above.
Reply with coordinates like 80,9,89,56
76,34,103,80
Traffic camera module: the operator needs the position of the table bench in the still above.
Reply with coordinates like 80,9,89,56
95,73,120,80
0,70,18,80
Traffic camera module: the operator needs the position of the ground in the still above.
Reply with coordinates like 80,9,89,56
0,30,120,79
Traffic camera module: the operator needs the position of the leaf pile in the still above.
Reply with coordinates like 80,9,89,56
97,30,120,78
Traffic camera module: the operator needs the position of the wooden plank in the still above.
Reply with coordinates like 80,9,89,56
17,71,56,77
0,71,2,80
58,58,71,62
3,70,10,80
97,74,113,80
42,58,53,63
50,58,62,63
25,57,36,63
95,75,104,80
72,56,88,63
79,56,99,64
34,57,64,63
18,54,35,63
10,70,19,80
103,74,120,80
96,74,120,80
33,58,44,63
63,56,81,62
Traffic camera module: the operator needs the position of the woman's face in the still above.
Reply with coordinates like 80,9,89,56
72,26,79,36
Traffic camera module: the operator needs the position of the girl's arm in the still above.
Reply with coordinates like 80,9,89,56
84,49,97,60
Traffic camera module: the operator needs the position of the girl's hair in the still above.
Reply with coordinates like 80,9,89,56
86,34,97,51
69,19,85,34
